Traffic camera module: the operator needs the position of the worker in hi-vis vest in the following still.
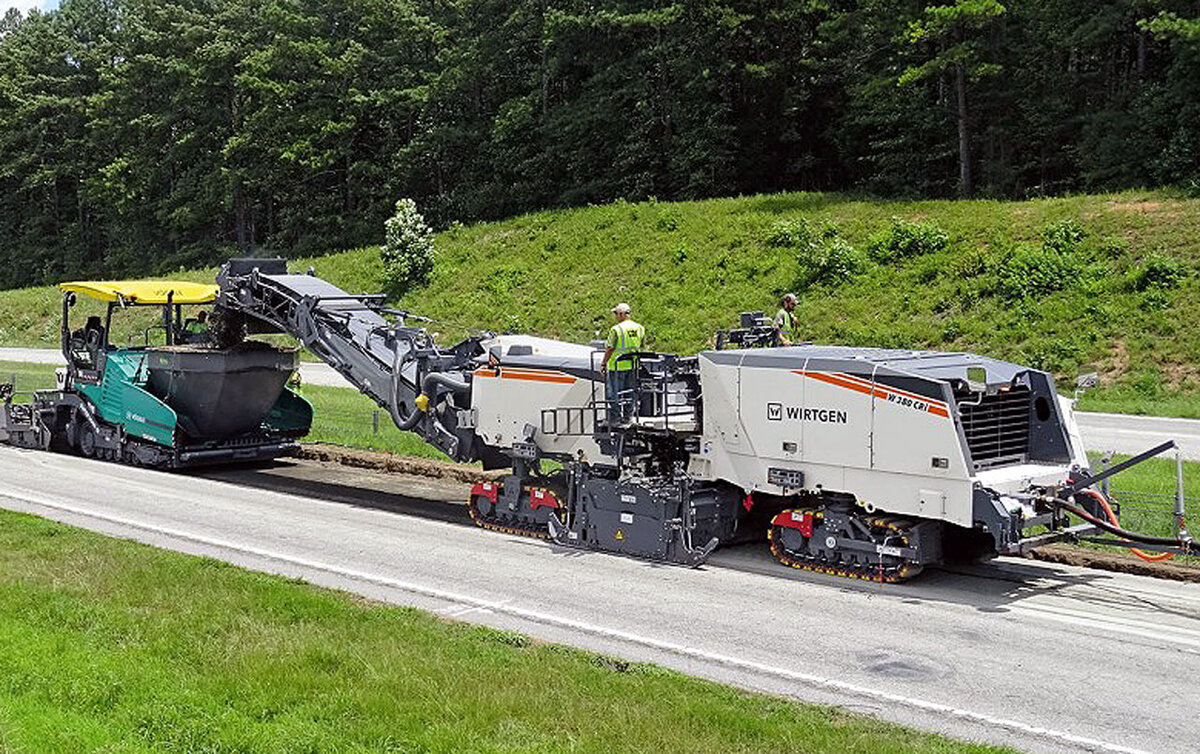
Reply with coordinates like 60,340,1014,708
602,302,645,424
774,293,799,346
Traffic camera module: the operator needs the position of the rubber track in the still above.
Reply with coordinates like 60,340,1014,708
768,515,923,584
466,496,550,540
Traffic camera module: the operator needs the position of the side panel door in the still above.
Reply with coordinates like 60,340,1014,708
798,363,872,472
869,370,964,481
736,360,803,463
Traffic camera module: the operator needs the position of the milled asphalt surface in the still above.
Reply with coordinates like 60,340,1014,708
3,346,1198,459
1,447,1198,754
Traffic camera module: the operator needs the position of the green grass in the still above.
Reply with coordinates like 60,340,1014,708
5,190,1200,417
404,190,1200,405
302,383,452,460
0,509,1008,754
0,359,57,396
1087,452,1199,539
1077,389,1200,420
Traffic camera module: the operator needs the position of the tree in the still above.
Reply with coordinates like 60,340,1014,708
899,0,1007,197
381,198,434,296
3,0,1200,286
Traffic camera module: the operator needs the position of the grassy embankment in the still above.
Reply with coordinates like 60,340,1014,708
3,190,1200,415
0,509,1008,754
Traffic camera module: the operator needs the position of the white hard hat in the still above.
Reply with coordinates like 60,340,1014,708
612,302,631,314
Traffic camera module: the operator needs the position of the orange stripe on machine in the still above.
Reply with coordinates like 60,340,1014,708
833,371,949,409
792,371,949,419
473,367,576,384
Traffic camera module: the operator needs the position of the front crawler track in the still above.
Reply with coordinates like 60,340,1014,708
768,512,925,583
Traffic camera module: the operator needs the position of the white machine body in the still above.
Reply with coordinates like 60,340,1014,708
471,334,609,462
689,347,1087,529
468,339,1086,536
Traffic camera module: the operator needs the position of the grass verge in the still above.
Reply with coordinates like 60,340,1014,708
0,360,57,394
303,383,451,460
1077,389,1200,420
0,509,1008,754
1084,452,1197,562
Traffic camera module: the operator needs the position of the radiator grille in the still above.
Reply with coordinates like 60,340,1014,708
957,388,1031,468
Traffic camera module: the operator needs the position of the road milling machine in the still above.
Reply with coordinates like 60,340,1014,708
0,280,312,468
210,259,1197,580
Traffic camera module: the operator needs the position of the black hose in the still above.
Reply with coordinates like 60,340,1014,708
422,371,470,395
389,346,422,432
387,340,471,433
1052,497,1199,554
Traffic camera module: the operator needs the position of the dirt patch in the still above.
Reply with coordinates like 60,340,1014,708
1107,199,1181,218
1162,361,1200,391
1099,340,1129,383
1027,545,1200,583
296,443,504,485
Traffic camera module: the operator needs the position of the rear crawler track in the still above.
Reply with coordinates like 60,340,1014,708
467,482,559,540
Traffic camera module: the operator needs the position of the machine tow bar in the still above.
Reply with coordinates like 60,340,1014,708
1042,440,1199,556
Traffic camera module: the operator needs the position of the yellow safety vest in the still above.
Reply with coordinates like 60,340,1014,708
607,319,645,371
776,308,799,342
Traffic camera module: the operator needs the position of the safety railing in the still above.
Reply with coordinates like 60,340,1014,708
582,350,698,435
1095,451,1196,545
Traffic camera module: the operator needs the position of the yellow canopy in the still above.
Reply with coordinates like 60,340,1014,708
59,280,218,305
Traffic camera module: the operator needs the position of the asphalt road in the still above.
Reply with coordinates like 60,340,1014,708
2,346,1197,459
1,447,1197,754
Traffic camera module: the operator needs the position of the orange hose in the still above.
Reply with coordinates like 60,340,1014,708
1081,490,1173,562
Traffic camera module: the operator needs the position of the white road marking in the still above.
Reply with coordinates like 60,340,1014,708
1012,602,1200,650
440,601,508,618
0,488,1156,754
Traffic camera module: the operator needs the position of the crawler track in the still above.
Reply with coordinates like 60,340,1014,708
768,514,924,583
467,493,552,540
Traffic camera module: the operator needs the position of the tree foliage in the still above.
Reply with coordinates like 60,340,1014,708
2,0,1200,288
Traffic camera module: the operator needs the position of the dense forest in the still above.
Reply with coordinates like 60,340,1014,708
1,0,1199,288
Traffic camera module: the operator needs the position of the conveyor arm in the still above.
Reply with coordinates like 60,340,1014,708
214,258,488,462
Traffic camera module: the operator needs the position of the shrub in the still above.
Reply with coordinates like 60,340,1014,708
1040,220,1087,254
797,235,866,286
1096,238,1128,260
996,244,1086,299
765,218,815,248
867,218,949,263
1132,251,1186,291
1142,289,1172,310
950,247,995,279
381,198,434,296
913,256,940,284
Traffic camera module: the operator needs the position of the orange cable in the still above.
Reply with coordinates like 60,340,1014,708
1081,489,1173,562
